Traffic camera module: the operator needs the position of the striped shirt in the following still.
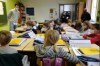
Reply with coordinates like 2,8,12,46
34,44,79,63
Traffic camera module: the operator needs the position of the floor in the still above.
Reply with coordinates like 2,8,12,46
0,22,9,31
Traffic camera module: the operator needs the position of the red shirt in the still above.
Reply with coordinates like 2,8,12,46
83,34,100,46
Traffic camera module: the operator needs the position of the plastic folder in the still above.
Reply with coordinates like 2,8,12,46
56,39,66,45
79,48,100,55
13,33,21,36
9,38,26,46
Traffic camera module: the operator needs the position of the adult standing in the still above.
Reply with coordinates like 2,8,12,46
8,4,20,31
61,12,67,23
81,9,91,22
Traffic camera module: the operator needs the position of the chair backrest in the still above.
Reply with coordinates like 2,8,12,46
0,53,23,66
38,58,68,66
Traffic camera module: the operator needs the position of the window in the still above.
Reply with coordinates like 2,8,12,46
0,2,4,15
91,0,98,23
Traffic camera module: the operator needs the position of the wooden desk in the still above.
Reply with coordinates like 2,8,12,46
23,38,69,52
12,33,22,38
11,39,33,51
23,39,34,51
15,27,26,33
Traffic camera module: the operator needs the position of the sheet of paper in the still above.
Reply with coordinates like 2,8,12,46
35,35,44,42
28,31,36,38
88,62,100,66
72,47,82,56
69,40,91,47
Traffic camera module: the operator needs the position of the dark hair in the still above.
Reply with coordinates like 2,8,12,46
15,4,19,6
34,21,37,23
83,21,90,31
92,23,100,30
26,21,34,27
0,30,12,46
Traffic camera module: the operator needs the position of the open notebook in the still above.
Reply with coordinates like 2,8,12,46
69,39,91,47
72,47,100,60
9,38,26,46
18,30,36,38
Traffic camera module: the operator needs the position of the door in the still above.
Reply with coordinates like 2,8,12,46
59,4,76,21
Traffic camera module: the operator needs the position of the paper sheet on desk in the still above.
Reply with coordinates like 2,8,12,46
88,62,100,66
35,35,44,42
65,29,79,33
28,31,36,38
72,47,100,60
69,40,91,47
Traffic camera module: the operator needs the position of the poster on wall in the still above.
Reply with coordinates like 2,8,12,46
0,2,4,15
49,8,57,20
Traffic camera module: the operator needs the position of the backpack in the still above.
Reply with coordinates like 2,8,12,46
43,58,63,66
42,46,63,66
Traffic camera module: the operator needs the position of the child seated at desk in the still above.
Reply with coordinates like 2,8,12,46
71,20,82,32
34,30,79,63
24,21,37,34
41,22,50,33
83,23,100,46
0,30,17,54
54,21,64,34
80,21,92,35
32,21,39,30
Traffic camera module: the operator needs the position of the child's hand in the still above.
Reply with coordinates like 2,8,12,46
87,37,91,39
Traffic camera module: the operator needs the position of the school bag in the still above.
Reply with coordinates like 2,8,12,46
42,46,63,66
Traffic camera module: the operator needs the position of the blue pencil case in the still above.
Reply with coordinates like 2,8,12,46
77,56,100,62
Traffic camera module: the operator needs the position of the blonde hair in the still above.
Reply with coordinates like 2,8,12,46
44,30,59,45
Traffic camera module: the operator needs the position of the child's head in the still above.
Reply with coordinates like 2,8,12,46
91,23,100,34
26,21,33,29
33,21,37,26
55,21,61,27
43,22,49,28
48,20,55,27
44,30,59,46
0,30,12,46
82,21,90,30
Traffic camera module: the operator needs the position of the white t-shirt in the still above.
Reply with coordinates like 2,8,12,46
80,29,92,35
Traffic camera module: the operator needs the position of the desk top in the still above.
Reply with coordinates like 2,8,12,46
23,38,69,52
15,27,26,32
23,39,34,51
11,39,33,51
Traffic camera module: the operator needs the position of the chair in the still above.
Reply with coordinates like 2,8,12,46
0,53,29,66
37,58,70,66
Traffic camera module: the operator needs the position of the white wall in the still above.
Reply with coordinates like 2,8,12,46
21,0,76,22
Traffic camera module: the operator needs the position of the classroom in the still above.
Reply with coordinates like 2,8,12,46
0,0,100,66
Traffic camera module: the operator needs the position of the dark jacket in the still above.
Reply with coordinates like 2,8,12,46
81,12,91,22
0,53,23,66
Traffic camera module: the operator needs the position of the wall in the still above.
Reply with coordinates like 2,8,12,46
21,0,76,22
97,0,100,23
6,0,21,14
0,0,20,31
98,0,100,17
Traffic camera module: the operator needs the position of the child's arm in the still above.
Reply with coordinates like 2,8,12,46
57,47,79,63
89,37,100,44
83,34,95,39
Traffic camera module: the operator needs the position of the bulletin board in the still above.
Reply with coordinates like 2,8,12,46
26,8,34,15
